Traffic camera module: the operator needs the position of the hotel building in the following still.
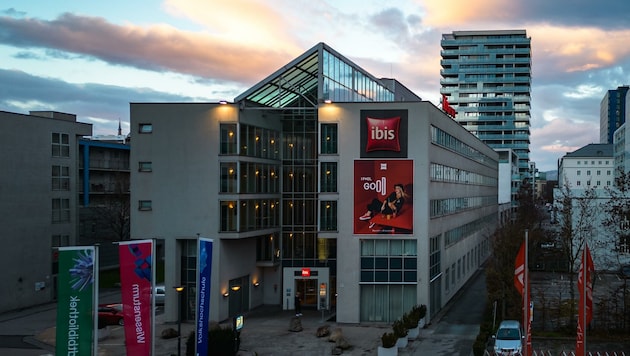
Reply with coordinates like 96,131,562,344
130,43,499,323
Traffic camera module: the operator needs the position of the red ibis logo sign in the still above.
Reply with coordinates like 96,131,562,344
365,116,401,153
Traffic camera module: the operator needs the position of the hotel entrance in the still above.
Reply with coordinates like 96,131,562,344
283,267,329,311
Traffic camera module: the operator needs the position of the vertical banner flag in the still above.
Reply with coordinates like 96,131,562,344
576,243,594,355
119,240,154,356
56,247,96,356
514,242,532,356
196,238,214,356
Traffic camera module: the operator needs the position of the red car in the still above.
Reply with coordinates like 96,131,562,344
98,303,124,326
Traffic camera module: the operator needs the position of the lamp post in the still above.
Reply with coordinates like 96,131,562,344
174,286,185,356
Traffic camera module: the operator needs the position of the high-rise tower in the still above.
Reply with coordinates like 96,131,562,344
440,30,532,178
600,85,628,144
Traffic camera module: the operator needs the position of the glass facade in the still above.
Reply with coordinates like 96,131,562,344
440,30,531,177
359,239,417,322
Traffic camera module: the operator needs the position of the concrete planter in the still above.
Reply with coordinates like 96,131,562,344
407,326,420,339
377,345,398,356
396,336,408,348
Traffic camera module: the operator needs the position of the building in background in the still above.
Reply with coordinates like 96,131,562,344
555,143,623,269
440,29,532,212
131,43,498,324
78,133,131,269
600,85,629,144
0,110,91,313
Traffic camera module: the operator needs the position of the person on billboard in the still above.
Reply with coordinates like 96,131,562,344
359,183,407,221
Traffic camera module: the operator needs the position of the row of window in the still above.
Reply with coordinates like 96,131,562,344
218,123,340,157
219,199,281,232
430,196,496,218
576,160,611,165
430,163,497,186
576,170,611,176
430,126,498,168
444,214,495,247
444,246,479,293
575,180,612,187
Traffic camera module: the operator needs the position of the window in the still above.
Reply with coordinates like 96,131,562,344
52,234,70,247
587,170,591,176
597,170,601,176
220,162,237,193
220,201,237,232
138,123,153,133
320,200,337,231
52,165,70,190
52,133,70,157
359,239,417,322
320,162,338,192
138,200,152,211
577,181,581,186
321,124,338,154
220,124,237,155
52,198,70,223
577,170,581,176
138,161,152,172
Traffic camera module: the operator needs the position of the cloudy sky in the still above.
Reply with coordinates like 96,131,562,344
2,0,630,171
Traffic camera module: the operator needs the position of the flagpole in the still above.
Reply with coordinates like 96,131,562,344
93,245,99,356
582,242,588,356
524,229,528,356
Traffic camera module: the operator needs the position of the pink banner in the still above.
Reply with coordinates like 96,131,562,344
119,240,153,355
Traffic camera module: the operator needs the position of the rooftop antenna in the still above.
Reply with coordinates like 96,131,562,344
118,119,122,136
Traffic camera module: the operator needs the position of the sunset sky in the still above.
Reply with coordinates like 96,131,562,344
2,0,630,171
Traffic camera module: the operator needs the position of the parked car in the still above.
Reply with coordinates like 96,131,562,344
98,303,124,326
492,320,523,355
154,285,165,306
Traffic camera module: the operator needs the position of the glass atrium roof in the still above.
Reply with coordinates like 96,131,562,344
235,43,395,109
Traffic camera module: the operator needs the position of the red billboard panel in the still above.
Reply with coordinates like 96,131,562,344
354,160,413,234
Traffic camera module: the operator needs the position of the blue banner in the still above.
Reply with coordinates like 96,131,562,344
196,238,213,356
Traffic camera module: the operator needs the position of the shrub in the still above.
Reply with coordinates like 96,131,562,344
392,319,408,338
402,313,417,329
381,332,397,348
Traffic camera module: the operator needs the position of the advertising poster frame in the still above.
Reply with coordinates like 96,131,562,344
354,159,413,235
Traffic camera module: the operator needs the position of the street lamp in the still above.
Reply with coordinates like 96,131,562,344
174,286,185,356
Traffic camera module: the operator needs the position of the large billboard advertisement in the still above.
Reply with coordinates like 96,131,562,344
354,160,413,234
360,110,408,158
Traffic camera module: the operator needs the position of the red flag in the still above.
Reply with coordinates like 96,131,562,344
514,242,532,356
514,242,525,296
576,243,594,355
441,94,457,117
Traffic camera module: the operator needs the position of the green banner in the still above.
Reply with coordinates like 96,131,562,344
56,247,95,356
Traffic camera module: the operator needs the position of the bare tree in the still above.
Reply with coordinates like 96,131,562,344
602,168,630,268
553,177,599,327
95,171,130,241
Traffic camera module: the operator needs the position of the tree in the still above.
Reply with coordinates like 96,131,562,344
553,178,599,327
94,171,130,241
602,168,630,267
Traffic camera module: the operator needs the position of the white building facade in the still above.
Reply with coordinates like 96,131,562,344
130,43,499,324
